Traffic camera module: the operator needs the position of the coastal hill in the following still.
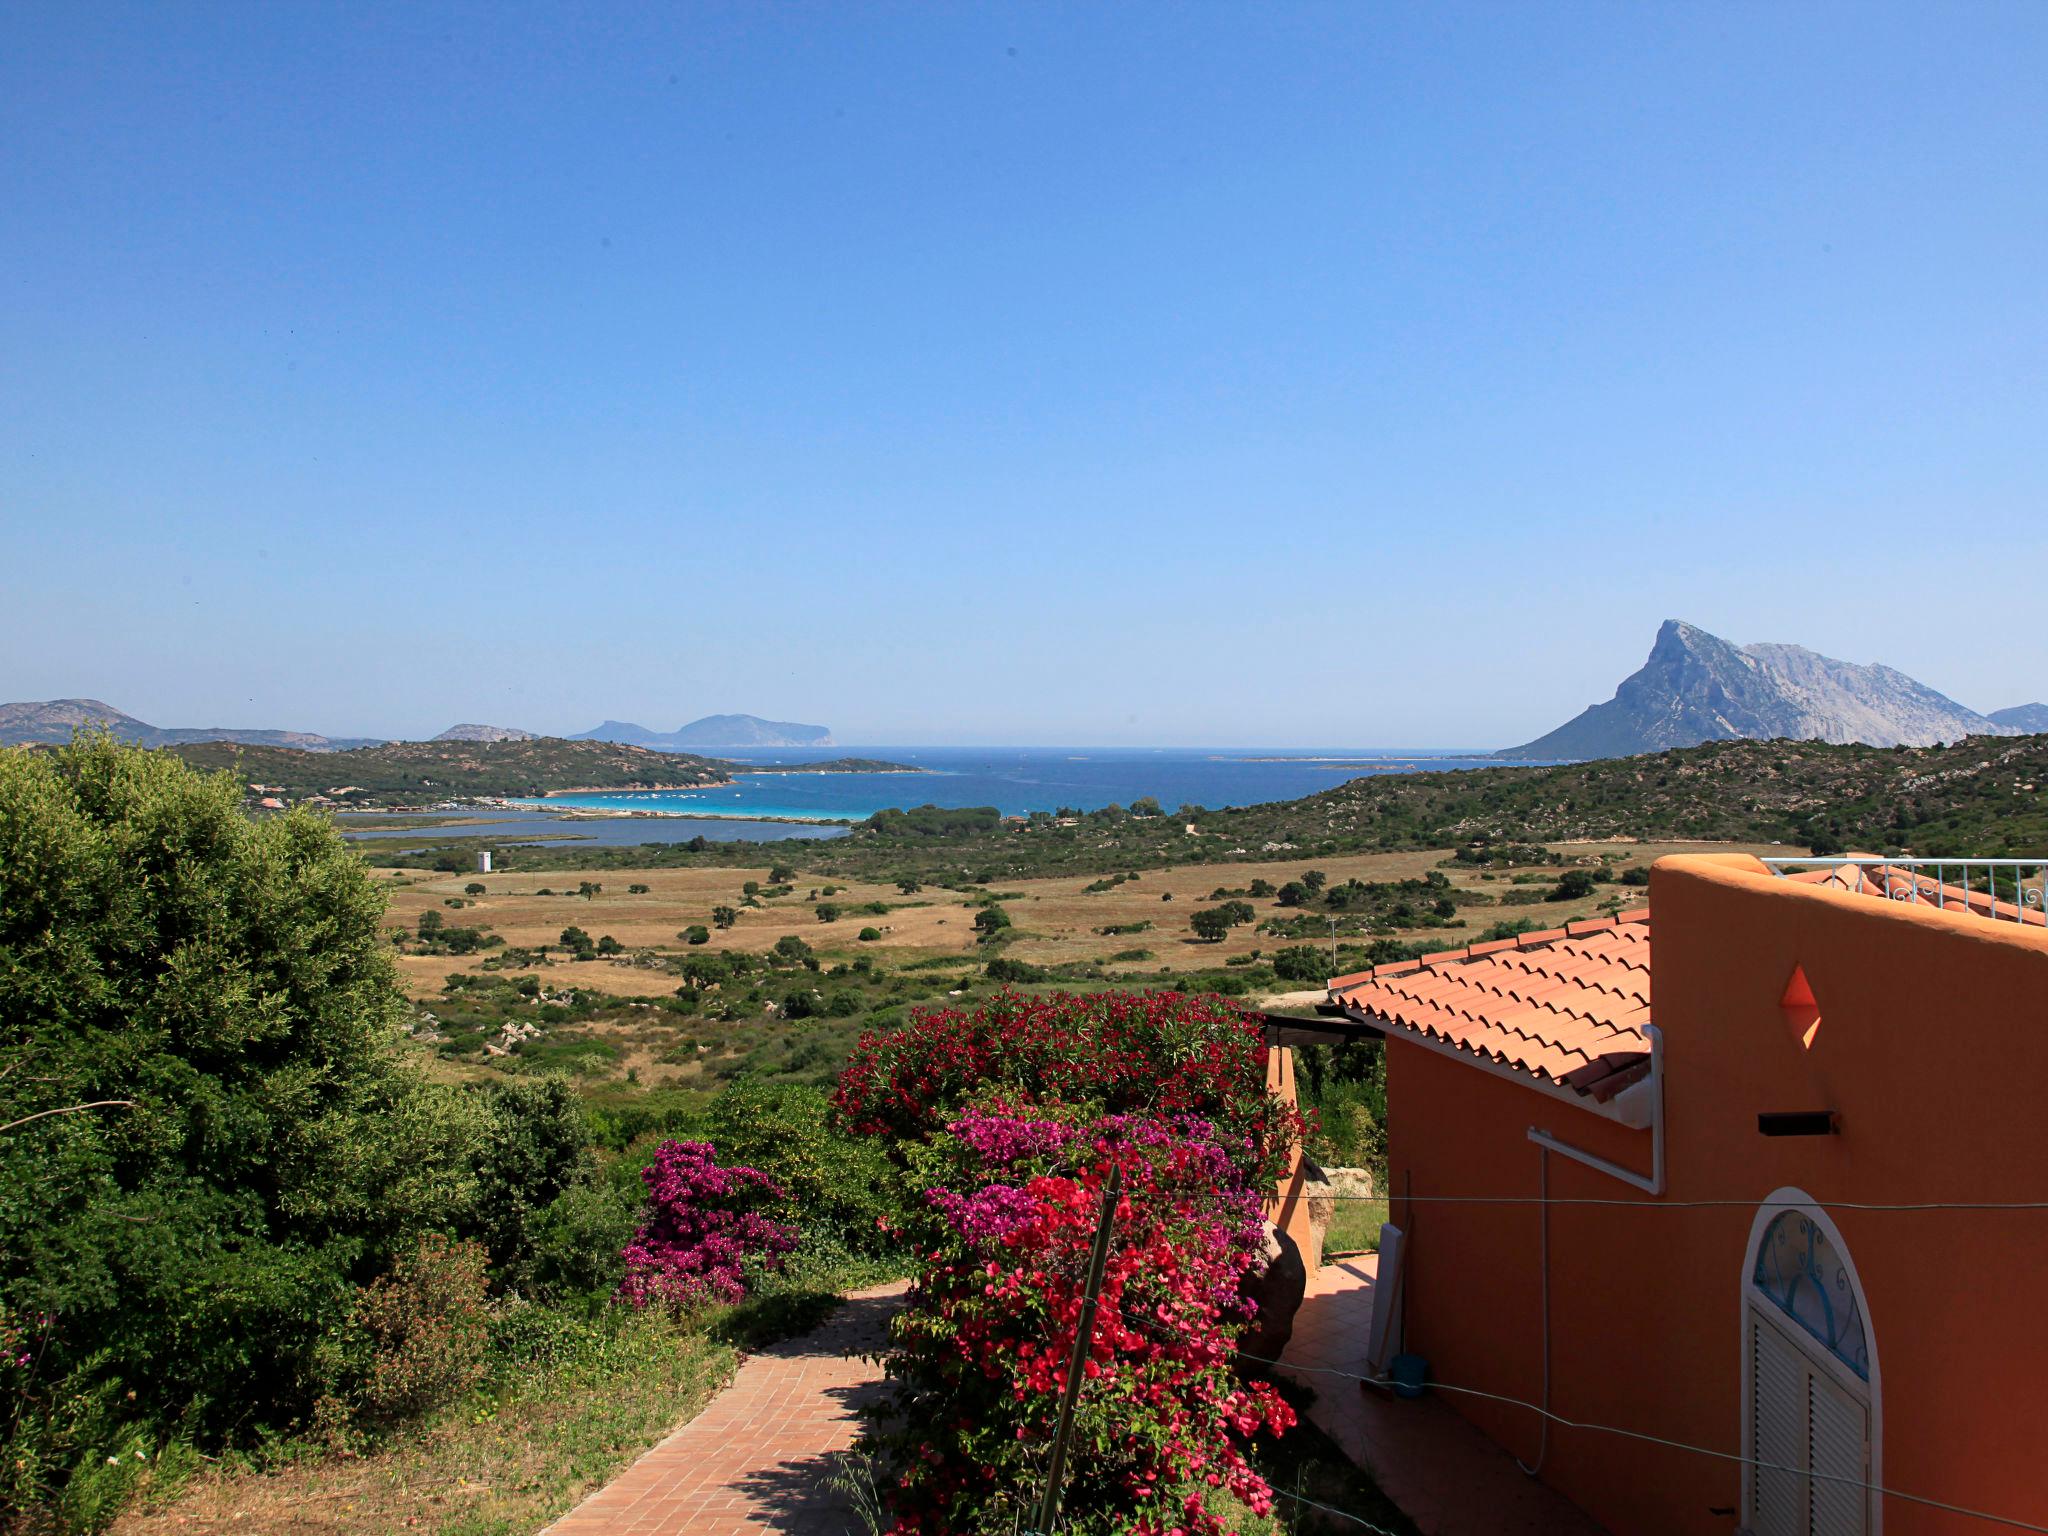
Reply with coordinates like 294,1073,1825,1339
574,714,833,750
432,723,538,743
1989,704,2048,732
166,736,734,804
0,697,382,752
1500,620,2015,759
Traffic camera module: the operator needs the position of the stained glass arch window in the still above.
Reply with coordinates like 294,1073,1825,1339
1751,1209,1870,1381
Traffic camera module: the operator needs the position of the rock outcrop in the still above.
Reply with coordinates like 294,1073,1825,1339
1502,621,2014,760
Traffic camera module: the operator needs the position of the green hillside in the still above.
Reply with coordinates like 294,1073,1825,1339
367,732,2048,878
167,736,734,803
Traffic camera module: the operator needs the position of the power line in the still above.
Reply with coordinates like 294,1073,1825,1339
1240,1350,2048,1535
1267,1484,1407,1536
1304,1192,2048,1211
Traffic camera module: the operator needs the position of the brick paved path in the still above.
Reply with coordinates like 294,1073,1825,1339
546,1280,908,1536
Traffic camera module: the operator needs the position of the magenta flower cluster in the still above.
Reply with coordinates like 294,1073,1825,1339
617,1140,796,1309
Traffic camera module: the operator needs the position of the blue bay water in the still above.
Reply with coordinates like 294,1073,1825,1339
519,746,1514,825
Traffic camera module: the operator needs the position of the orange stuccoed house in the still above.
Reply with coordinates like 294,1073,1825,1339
1306,852,2048,1536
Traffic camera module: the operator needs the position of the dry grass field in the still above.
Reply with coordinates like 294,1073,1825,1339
375,839,1782,1002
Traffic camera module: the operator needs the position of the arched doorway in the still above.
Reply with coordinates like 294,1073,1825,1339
1741,1191,1880,1536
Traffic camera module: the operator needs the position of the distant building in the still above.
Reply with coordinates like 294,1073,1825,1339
476,851,492,873
256,797,284,810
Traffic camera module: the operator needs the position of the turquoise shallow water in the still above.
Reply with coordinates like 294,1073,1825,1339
521,745,1517,824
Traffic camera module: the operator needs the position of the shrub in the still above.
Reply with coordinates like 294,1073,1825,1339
682,924,711,945
816,902,842,923
706,1082,899,1257
870,1110,1295,1534
617,1141,796,1309
331,1234,491,1433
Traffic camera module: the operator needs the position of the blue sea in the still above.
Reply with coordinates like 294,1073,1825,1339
513,746,1511,831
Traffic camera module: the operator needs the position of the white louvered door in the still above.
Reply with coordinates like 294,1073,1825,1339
1746,1310,1870,1536
1750,1313,1808,1536
1807,1367,1869,1536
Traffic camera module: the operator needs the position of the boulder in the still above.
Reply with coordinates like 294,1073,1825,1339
1240,1222,1307,1365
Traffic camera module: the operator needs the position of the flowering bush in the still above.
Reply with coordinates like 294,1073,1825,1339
834,991,1300,1185
617,1140,796,1309
871,1108,1296,1536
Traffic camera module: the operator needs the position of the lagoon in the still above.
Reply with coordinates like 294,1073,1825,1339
522,745,1513,825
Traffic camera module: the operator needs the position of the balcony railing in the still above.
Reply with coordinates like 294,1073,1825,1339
1761,857,2048,928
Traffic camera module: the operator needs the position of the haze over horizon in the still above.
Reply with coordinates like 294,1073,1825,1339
5,4,2045,745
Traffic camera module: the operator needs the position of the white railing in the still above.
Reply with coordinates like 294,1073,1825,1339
1761,857,2048,927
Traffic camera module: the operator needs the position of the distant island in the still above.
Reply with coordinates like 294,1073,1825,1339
572,713,834,750
743,757,922,774
136,737,920,811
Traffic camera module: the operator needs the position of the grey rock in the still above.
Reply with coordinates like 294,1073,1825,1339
1502,620,2016,759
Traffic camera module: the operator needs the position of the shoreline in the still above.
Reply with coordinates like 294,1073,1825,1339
496,797,856,828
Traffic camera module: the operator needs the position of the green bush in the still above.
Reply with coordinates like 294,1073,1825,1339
0,737,473,1502
467,1077,590,1296
705,1080,899,1258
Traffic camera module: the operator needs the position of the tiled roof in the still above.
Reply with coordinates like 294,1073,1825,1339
1327,912,1652,1100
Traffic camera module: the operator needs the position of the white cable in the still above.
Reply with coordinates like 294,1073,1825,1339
1243,1350,2048,1534
1309,1193,2048,1211
1267,1484,1407,1536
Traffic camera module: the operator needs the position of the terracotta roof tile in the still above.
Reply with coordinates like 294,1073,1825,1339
1327,912,1652,1097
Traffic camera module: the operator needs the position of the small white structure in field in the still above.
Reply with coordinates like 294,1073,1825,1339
476,851,493,873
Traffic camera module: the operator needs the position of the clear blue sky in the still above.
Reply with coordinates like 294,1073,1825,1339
3,2,2044,746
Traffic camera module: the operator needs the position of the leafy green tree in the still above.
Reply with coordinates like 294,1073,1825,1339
1300,869,1328,895
770,864,797,884
815,902,841,923
418,907,445,937
1276,882,1310,908
464,883,486,896
1219,900,1256,927
896,878,921,894
711,905,739,929
1130,796,1163,817
973,905,1012,939
772,935,815,966
465,1077,588,1295
596,935,623,956
1190,908,1232,942
0,737,474,1495
1547,869,1598,902
1272,945,1331,984
558,925,591,949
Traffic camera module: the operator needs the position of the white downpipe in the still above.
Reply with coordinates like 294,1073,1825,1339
1525,1024,1665,1196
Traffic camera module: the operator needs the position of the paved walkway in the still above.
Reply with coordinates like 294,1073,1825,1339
1278,1255,1607,1536
546,1281,908,1536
